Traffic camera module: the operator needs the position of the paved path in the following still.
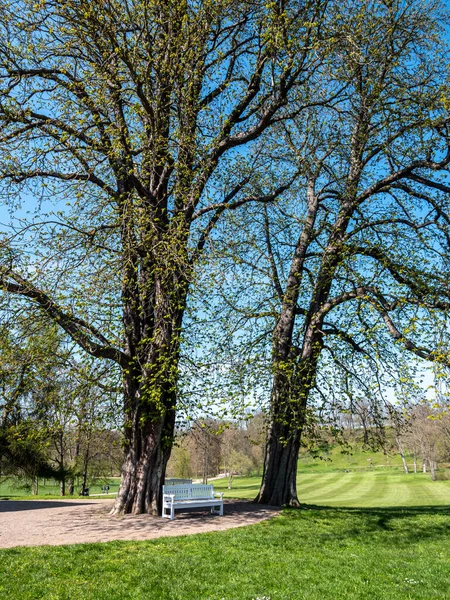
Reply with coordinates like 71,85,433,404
0,499,279,549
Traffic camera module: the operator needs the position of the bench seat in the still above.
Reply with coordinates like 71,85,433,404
162,483,224,520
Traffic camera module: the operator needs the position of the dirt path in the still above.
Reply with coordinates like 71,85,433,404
0,499,279,549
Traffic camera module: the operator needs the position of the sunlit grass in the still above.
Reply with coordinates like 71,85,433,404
214,470,450,508
2,470,450,598
1,503,449,599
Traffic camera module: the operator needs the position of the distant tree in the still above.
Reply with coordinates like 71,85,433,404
166,442,193,480
68,361,121,494
0,314,120,494
406,404,450,480
0,318,67,491
189,420,222,483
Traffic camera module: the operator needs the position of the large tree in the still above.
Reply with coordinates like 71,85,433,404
0,0,332,513
256,0,450,505
205,0,450,505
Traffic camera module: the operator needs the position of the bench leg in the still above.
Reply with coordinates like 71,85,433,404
170,504,175,520
211,503,223,516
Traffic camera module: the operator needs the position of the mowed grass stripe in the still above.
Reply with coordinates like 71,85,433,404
350,471,398,507
299,472,365,504
328,472,450,508
320,472,379,507
297,471,450,508
296,472,342,495
386,473,412,507
412,477,450,506
219,470,450,508
297,473,347,500
369,473,447,508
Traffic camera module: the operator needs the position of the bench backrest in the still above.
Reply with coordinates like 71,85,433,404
164,478,192,485
162,483,214,500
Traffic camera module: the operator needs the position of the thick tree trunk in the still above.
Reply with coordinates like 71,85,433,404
111,372,176,515
255,336,319,507
111,416,174,515
255,181,325,506
112,215,188,515
255,418,301,506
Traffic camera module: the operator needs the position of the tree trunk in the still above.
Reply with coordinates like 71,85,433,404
255,179,332,506
255,366,305,506
255,341,319,507
111,418,174,515
32,476,38,495
396,436,408,474
430,460,437,481
399,452,409,474
81,455,89,495
202,448,208,484
422,457,427,473
60,476,65,496
255,418,300,506
111,372,176,515
413,452,417,473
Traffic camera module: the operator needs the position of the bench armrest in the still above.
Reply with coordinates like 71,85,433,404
163,494,175,502
214,492,224,500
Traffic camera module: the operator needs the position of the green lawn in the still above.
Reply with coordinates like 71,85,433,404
1,470,450,599
215,470,450,508
0,443,419,499
0,477,121,499
296,445,407,472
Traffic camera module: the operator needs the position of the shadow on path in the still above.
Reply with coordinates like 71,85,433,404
0,500,99,512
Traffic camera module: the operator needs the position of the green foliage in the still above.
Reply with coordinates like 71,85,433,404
0,419,52,481
168,445,192,479
0,316,121,492
0,0,336,511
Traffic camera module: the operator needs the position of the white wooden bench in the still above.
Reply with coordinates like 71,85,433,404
162,483,224,520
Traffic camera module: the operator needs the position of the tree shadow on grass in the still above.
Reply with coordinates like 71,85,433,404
281,503,450,545
300,503,450,515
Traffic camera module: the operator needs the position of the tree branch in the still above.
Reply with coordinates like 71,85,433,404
0,268,128,367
